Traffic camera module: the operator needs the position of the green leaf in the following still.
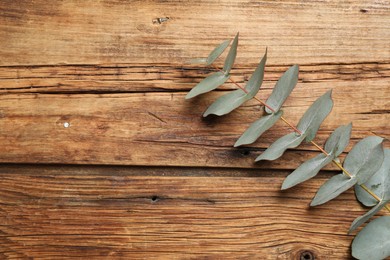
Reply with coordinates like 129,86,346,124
203,89,247,117
256,91,333,162
282,124,352,190
311,136,385,206
349,200,389,233
297,90,333,142
223,33,239,73
352,216,390,260
265,64,299,114
187,58,207,64
343,136,384,185
355,149,390,206
324,123,352,156
203,50,267,117
282,153,332,190
310,174,356,206
206,39,231,65
234,110,283,147
186,72,229,99
255,133,305,162
244,49,267,95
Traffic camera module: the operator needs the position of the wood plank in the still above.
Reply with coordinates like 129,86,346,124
0,165,375,259
0,62,389,93
0,80,388,168
0,0,389,66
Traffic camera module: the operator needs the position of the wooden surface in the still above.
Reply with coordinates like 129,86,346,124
0,0,389,259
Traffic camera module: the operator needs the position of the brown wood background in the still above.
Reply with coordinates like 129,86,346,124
0,0,389,259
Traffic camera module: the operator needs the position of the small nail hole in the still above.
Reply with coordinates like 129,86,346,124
241,149,250,156
151,196,159,202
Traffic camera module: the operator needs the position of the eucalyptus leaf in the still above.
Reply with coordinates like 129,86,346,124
282,153,333,190
186,72,229,99
188,58,207,64
265,64,299,114
234,110,283,147
207,39,231,65
223,33,239,73
256,91,333,162
203,50,267,117
310,174,356,206
244,49,267,95
203,89,247,117
355,149,390,206
282,124,352,190
349,200,389,233
352,216,390,260
343,136,384,185
297,90,333,142
255,133,305,162
311,136,385,206
324,123,352,156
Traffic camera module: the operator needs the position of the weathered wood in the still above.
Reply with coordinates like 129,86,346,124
0,62,389,93
0,165,373,259
1,0,389,259
0,80,388,168
0,0,389,66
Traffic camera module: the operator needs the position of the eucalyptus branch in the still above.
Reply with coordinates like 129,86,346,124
186,34,390,259
219,68,390,213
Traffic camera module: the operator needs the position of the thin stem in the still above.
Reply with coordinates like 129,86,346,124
219,70,389,213
360,184,390,212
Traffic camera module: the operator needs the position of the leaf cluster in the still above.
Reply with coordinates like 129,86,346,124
186,34,389,260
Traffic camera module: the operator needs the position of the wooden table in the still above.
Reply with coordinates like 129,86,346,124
1,1,389,259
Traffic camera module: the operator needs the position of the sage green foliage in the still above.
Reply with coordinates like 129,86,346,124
185,34,389,259
344,136,384,185
349,200,389,233
311,136,384,206
186,35,238,99
323,123,352,155
282,124,352,190
349,149,390,233
282,153,332,190
296,90,333,142
355,149,390,206
352,216,390,260
234,110,283,147
223,33,239,73
186,72,229,99
235,64,298,147
203,50,267,116
206,39,231,65
255,132,305,161
265,64,299,114
256,91,333,162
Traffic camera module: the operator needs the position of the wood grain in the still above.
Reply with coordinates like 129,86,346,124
1,0,389,66
0,80,388,168
1,0,389,259
0,62,389,93
0,165,373,259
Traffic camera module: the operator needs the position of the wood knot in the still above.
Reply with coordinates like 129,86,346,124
299,250,315,260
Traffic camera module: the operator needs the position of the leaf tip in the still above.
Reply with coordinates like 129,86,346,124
309,197,321,207
233,140,242,147
185,91,194,99
280,181,290,190
254,155,263,162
